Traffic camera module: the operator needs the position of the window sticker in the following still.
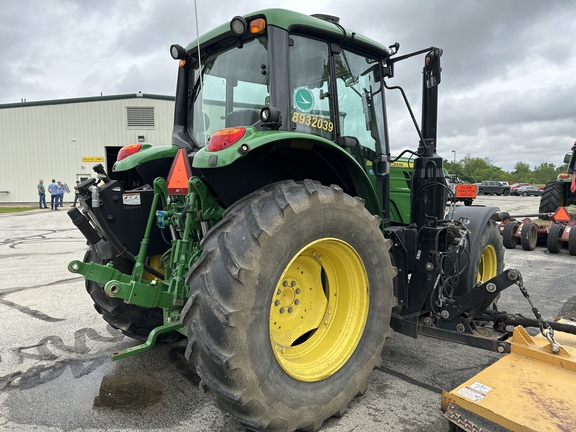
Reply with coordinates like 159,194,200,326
292,112,333,132
293,86,315,113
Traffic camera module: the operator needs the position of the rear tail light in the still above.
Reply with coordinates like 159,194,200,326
117,144,142,161
207,127,246,152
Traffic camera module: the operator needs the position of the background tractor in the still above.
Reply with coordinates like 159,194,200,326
539,142,576,213
67,9,575,431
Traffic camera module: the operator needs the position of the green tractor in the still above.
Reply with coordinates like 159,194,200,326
539,141,576,213
67,9,538,431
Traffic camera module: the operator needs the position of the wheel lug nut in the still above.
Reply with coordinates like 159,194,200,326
277,289,282,295
280,308,285,313
275,300,280,306
294,299,299,305
288,307,293,313
291,281,296,286
295,288,301,294
283,281,288,287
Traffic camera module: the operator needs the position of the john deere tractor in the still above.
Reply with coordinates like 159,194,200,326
67,9,576,431
539,141,576,213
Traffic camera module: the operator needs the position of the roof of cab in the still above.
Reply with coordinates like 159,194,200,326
185,8,391,58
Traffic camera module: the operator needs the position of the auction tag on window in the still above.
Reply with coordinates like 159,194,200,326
122,193,141,206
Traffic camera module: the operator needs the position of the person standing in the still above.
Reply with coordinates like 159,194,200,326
71,180,81,207
56,181,64,208
48,179,59,210
37,179,47,209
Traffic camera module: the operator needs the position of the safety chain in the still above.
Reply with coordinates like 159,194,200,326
514,274,561,353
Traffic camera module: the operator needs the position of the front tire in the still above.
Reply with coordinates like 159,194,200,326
182,180,395,431
475,221,504,283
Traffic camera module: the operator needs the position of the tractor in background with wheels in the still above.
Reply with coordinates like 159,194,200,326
67,9,576,431
539,141,576,213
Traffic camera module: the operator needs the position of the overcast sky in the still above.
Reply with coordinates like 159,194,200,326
2,0,575,171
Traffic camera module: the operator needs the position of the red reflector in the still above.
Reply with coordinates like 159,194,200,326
207,127,246,152
117,144,142,161
559,173,570,179
553,207,571,222
167,148,193,195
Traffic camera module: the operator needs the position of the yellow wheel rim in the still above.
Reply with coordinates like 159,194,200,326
477,244,498,283
142,255,163,281
269,238,369,382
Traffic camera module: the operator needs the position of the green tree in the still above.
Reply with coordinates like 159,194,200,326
511,162,531,183
532,162,562,185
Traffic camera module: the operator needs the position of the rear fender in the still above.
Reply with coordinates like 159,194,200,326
113,144,178,172
192,128,382,217
450,205,500,295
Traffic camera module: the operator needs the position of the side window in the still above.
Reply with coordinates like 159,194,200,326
289,36,334,140
334,50,383,154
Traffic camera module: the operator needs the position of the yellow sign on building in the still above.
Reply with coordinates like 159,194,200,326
82,157,104,162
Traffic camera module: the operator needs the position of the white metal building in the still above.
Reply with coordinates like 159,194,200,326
0,93,175,204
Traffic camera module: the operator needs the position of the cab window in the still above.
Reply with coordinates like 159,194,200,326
289,36,334,140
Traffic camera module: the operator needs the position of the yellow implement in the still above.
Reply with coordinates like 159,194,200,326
442,325,576,432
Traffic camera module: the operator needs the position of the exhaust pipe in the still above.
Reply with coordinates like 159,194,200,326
67,207,101,245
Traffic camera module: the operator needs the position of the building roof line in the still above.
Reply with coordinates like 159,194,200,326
0,93,175,109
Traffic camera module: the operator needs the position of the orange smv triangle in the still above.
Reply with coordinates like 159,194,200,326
553,206,571,222
167,147,193,195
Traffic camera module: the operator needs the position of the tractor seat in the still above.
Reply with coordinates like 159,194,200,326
225,110,260,127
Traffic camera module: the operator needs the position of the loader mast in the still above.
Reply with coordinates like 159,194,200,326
383,47,445,228
411,47,445,228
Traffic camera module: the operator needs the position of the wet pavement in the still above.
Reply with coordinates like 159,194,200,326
1,196,574,431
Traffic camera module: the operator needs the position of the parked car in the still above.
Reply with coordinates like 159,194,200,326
476,181,511,196
512,185,543,196
510,182,530,191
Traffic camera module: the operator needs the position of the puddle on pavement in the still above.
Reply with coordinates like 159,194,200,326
93,373,163,411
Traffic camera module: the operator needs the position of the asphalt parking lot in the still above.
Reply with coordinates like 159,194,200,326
1,195,575,431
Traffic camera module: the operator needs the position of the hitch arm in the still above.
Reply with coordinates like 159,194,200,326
439,269,521,321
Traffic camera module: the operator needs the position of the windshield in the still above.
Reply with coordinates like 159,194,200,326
188,36,269,147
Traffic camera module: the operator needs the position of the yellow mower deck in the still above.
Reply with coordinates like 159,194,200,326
442,325,576,432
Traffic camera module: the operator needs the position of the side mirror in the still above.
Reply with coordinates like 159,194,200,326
564,153,571,164
424,48,442,88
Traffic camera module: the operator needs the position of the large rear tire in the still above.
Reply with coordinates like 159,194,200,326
84,247,174,341
539,181,564,213
182,180,395,431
